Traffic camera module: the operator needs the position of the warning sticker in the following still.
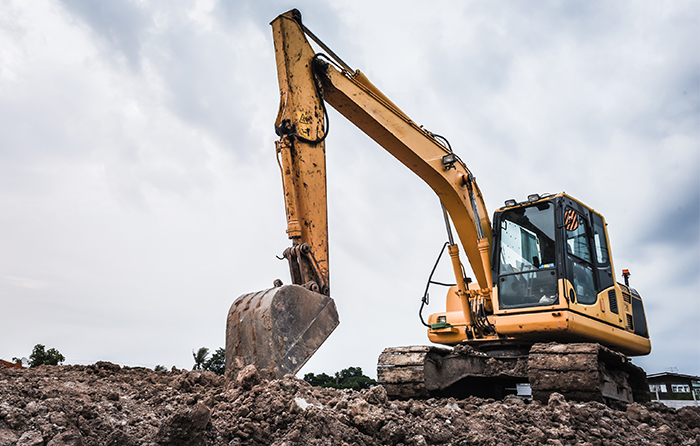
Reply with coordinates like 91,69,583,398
565,209,579,231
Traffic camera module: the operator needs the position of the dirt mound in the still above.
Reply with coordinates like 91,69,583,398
1,363,698,445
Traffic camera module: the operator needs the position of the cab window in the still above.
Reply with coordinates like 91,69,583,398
592,221,610,265
564,208,596,304
564,208,591,262
497,202,558,309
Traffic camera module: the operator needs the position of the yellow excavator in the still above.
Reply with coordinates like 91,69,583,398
226,9,651,405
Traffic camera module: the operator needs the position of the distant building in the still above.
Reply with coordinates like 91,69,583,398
647,372,699,407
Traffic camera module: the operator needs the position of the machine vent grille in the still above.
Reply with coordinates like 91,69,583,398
608,290,619,314
626,314,634,330
622,291,632,304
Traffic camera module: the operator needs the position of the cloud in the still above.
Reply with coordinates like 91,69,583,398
57,0,279,164
0,0,697,379
58,0,153,71
2,276,51,290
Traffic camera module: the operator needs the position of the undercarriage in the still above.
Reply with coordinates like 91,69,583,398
377,342,650,405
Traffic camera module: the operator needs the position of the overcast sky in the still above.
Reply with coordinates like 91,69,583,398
1,1,698,379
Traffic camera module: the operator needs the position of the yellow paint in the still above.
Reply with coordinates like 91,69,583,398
271,10,651,359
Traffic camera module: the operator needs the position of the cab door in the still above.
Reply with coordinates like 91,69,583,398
562,204,597,305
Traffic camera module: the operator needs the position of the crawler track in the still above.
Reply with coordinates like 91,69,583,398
376,346,434,399
528,343,650,405
377,342,650,405
377,345,529,400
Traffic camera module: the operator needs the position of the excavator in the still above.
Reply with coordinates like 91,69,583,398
225,9,652,405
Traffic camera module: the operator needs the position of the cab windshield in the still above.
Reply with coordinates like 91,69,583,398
498,202,558,309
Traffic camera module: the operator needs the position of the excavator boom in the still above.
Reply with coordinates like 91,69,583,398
269,9,493,291
226,9,494,380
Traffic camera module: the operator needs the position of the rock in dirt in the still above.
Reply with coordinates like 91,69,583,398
16,430,43,446
155,403,211,445
46,430,83,446
1,364,698,445
235,365,261,390
0,429,18,446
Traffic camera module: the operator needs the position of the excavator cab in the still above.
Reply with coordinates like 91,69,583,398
492,193,650,352
426,193,650,355
428,192,650,356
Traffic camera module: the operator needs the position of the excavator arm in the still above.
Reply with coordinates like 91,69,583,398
272,9,493,296
226,9,494,380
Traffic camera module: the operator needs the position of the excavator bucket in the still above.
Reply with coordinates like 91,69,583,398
225,284,339,381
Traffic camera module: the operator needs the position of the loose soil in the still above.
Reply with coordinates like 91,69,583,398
1,362,698,445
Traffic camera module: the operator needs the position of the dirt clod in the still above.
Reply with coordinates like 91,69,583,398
46,430,82,446
1,364,698,445
155,402,211,446
235,365,261,390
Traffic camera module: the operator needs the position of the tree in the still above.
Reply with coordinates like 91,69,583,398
154,365,167,372
304,366,376,390
333,366,377,390
29,344,65,367
192,347,209,370
303,372,336,387
204,347,225,375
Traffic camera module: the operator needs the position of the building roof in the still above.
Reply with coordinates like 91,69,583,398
647,372,700,381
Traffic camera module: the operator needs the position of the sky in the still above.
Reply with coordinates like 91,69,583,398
1,0,698,379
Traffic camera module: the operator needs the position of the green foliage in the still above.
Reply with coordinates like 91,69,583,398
192,347,225,375
11,357,22,365
29,344,65,367
192,347,209,370
154,365,167,372
303,372,335,387
303,366,376,391
204,347,225,376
